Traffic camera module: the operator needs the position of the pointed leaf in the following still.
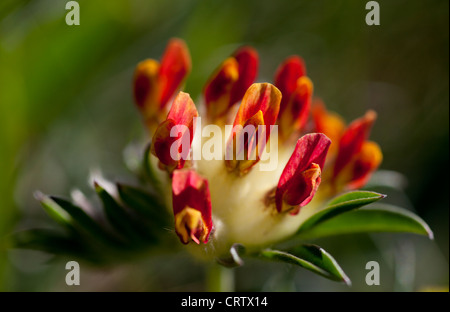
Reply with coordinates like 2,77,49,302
49,196,122,247
259,246,350,285
117,183,169,226
296,204,433,240
35,191,75,231
11,229,103,264
298,191,386,232
95,182,155,244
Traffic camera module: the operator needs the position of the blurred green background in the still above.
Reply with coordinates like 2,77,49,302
0,0,448,291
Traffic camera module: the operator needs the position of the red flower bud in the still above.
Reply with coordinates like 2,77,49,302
204,47,259,120
278,76,313,140
158,38,192,109
333,110,377,179
311,99,346,157
229,47,259,106
225,83,281,174
133,38,191,128
274,55,307,112
276,133,331,214
133,59,160,118
204,58,239,119
172,169,213,244
151,92,198,173
346,140,383,190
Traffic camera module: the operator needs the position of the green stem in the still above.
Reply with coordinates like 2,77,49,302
206,262,235,292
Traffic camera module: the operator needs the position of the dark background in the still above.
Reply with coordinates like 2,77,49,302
0,0,448,291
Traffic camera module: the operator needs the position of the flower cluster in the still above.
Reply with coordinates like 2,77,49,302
133,38,382,257
16,37,432,287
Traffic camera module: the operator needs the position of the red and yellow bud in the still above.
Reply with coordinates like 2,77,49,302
151,92,198,173
133,38,191,130
346,140,383,190
233,83,280,129
274,55,307,110
225,83,281,174
158,38,192,109
204,47,259,121
133,59,160,120
333,110,377,179
311,99,346,157
278,76,313,140
234,109,266,174
172,169,213,244
275,133,331,215
229,47,259,106
204,58,239,120
312,100,381,192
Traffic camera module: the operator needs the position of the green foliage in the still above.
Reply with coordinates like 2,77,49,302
11,176,435,286
12,181,175,265
253,191,432,284
298,191,386,232
259,246,350,285
296,204,433,240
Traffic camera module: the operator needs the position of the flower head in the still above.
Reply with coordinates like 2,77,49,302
138,41,383,255
20,38,435,290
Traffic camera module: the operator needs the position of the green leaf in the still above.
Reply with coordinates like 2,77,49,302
35,191,75,231
117,183,169,226
296,204,434,240
11,229,103,264
259,245,351,285
94,182,155,245
298,191,386,232
216,244,246,268
49,196,122,247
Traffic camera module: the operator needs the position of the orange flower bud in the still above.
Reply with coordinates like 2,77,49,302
333,110,377,179
311,99,346,157
225,83,281,174
133,38,191,130
151,92,198,173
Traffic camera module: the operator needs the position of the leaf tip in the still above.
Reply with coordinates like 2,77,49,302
342,275,352,287
368,191,387,200
33,190,46,202
426,227,434,240
93,180,102,192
